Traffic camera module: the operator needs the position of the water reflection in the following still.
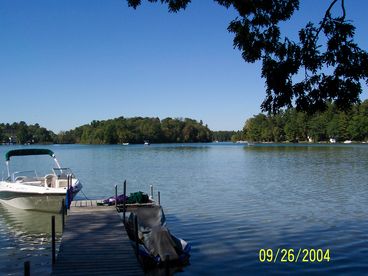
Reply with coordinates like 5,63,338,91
0,203,62,235
243,143,353,152
0,203,61,275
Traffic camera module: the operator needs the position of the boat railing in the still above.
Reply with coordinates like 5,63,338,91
53,168,75,179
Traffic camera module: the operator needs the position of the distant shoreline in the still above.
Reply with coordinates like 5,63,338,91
1,140,367,146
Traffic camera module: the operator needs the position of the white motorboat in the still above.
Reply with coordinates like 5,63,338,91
0,149,82,212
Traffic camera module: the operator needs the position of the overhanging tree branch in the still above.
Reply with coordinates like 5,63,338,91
126,0,368,114
314,0,338,43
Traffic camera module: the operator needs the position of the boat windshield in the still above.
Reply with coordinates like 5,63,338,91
52,168,74,179
12,170,38,182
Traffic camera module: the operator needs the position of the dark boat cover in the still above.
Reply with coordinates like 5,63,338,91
128,206,181,261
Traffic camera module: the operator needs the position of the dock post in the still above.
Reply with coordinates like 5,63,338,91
24,261,30,276
115,184,118,209
123,180,127,224
66,175,69,209
165,255,170,276
67,175,71,210
150,185,153,199
134,214,139,257
158,191,161,206
61,199,65,232
51,215,56,266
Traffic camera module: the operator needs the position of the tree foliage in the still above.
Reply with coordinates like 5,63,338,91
212,130,237,141
0,117,213,145
242,100,368,142
0,122,55,144
127,0,368,113
63,117,212,144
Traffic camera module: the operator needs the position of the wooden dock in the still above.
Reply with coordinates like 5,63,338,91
51,200,144,276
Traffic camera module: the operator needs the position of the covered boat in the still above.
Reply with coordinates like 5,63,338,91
125,205,191,268
0,148,82,212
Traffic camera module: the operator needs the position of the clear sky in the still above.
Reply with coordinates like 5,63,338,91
0,0,367,132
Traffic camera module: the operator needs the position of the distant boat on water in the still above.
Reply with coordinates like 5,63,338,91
144,141,150,145
122,143,129,146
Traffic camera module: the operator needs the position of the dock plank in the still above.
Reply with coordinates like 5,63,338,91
52,201,143,276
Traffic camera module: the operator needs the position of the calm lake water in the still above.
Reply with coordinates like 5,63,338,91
0,143,368,275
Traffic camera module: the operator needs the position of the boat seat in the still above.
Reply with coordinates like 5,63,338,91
15,176,26,182
44,174,56,188
56,179,68,188
18,177,44,186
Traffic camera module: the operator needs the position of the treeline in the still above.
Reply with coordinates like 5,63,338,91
2,101,367,145
57,117,212,144
212,131,237,142
1,117,213,144
242,100,368,143
0,122,55,144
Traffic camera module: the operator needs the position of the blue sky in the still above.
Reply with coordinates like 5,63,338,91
0,0,367,132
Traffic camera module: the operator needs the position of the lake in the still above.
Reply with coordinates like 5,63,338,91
0,143,368,275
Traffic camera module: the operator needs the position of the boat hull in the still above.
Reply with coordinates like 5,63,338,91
0,181,82,212
0,193,66,212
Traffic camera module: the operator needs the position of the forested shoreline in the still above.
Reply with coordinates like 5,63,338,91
238,101,368,143
1,101,367,145
59,117,212,144
0,117,213,144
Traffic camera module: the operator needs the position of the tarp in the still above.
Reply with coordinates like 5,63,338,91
128,206,179,261
5,149,55,161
